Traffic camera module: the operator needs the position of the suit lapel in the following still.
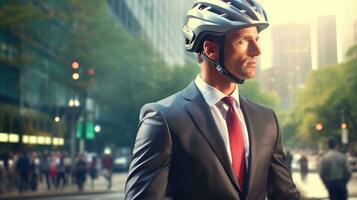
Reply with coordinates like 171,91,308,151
182,82,240,192
240,97,260,196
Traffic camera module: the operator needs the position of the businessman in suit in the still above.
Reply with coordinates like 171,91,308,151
125,0,300,199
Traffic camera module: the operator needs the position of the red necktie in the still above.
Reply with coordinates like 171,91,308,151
222,96,246,189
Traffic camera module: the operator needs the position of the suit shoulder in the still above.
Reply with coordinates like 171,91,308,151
140,90,186,119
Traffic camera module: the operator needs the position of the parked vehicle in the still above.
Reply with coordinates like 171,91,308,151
113,147,131,172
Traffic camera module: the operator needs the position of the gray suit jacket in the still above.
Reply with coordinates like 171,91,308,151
125,82,300,200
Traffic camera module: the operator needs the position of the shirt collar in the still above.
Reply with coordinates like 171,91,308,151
194,74,240,107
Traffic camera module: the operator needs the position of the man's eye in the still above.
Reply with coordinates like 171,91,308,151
238,39,249,45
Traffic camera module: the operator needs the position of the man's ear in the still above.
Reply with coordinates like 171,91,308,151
203,40,219,61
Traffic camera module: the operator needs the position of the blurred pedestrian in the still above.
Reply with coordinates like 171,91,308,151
29,153,39,191
284,150,293,172
89,156,98,189
299,154,308,181
56,158,66,189
75,154,87,191
48,154,57,188
102,153,113,190
319,138,351,200
1,152,11,172
39,151,51,190
15,151,30,193
0,164,6,193
62,152,71,184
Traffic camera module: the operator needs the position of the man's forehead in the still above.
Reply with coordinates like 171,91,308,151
228,26,259,37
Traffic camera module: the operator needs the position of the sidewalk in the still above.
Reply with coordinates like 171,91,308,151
293,172,357,200
0,172,127,200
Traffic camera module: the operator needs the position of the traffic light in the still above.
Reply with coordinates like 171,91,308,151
76,120,95,139
85,121,95,139
71,61,80,80
86,68,95,84
76,120,83,138
87,68,94,76
341,123,348,129
315,123,323,132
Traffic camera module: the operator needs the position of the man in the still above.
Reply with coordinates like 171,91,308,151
75,154,87,191
16,151,30,193
319,138,351,200
125,0,300,199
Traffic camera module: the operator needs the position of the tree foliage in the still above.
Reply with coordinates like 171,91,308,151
281,44,357,148
240,80,279,108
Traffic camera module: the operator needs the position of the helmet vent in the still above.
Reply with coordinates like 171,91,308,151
245,0,255,7
229,1,259,21
209,7,224,16
221,13,235,21
196,4,207,10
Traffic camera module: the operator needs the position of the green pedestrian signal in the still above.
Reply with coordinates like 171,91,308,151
76,121,83,138
85,121,95,139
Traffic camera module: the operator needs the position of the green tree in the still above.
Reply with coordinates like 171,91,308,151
282,44,357,148
240,79,279,108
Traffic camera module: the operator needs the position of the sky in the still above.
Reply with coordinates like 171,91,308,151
258,0,357,70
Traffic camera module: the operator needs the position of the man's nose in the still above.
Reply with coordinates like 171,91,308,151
248,41,261,57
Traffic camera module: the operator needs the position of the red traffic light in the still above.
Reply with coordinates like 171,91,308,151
87,68,95,76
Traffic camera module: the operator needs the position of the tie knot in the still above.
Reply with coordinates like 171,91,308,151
222,96,235,108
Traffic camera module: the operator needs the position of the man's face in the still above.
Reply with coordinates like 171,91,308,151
223,26,261,80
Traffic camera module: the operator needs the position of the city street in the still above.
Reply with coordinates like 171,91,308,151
31,192,125,200
0,172,127,200
2,171,356,200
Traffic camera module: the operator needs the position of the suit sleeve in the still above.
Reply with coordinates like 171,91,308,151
124,104,172,200
267,112,301,200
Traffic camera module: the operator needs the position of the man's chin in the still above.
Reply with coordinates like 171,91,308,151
237,72,256,80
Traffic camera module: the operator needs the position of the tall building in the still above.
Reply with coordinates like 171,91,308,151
335,0,357,62
261,23,312,109
316,15,338,67
108,0,195,66
107,0,143,38
0,28,69,150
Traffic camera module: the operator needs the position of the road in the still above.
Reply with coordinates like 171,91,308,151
36,192,125,200
12,171,356,200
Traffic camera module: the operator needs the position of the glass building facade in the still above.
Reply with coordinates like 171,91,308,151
108,0,194,66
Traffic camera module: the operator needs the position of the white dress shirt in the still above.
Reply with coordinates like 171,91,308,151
194,74,250,168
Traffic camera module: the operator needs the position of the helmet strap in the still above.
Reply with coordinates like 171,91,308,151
201,36,245,84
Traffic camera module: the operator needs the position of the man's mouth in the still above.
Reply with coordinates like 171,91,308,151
246,61,256,66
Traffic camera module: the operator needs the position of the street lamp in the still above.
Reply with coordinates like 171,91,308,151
54,116,60,122
68,98,80,107
68,99,74,107
94,125,101,133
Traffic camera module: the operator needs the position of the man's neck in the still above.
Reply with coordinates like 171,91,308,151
200,65,237,95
